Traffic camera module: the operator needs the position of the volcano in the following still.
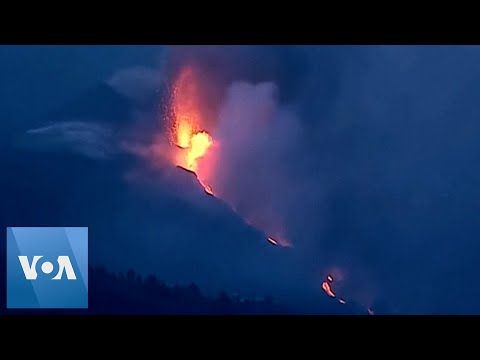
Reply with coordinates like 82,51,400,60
0,79,363,314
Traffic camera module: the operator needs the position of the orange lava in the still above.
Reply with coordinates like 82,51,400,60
264,233,291,248
186,131,213,171
169,66,214,195
170,67,212,171
322,281,336,298
267,237,278,246
204,184,214,196
175,116,195,149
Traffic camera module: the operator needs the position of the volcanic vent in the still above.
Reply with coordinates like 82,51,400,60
158,65,290,247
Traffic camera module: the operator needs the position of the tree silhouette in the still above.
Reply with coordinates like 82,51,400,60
86,265,287,315
0,264,289,315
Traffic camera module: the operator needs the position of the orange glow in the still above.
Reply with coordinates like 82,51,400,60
339,298,346,304
322,281,336,298
261,232,291,248
170,67,201,146
186,131,213,171
175,116,195,149
169,67,214,197
169,66,215,189
327,275,333,283
267,237,278,246
166,65,290,248
204,184,214,196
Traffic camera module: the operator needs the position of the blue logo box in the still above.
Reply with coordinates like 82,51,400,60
7,227,88,309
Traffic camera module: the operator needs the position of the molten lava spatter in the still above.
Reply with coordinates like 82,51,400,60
170,67,202,150
169,66,214,195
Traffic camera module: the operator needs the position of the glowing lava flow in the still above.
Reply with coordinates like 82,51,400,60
321,274,376,314
322,281,336,298
322,273,336,297
169,66,214,195
267,237,279,246
322,274,342,302
204,184,214,196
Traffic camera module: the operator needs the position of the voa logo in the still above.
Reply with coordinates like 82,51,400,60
7,227,88,309
18,255,77,280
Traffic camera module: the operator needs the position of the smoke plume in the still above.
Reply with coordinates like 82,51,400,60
200,81,306,246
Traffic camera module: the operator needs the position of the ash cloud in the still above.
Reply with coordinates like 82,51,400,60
161,45,311,125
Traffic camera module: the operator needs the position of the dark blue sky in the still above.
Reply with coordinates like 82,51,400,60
2,45,480,314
